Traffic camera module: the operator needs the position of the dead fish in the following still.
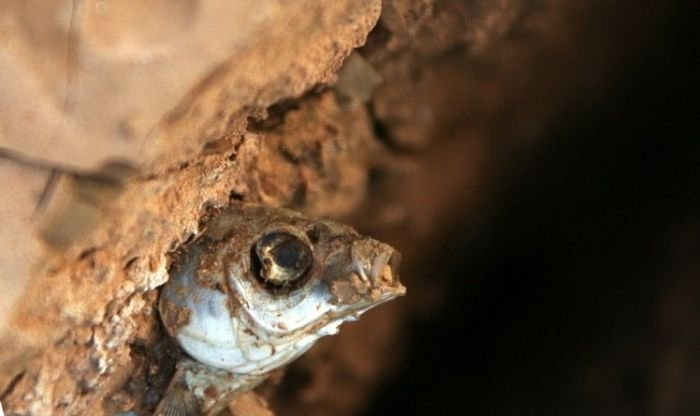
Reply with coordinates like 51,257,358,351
156,204,405,415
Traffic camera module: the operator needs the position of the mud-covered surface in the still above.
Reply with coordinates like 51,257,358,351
1,0,698,415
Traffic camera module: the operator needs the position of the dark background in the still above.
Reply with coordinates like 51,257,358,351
366,1,699,415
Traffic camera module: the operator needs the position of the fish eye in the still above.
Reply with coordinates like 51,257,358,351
254,232,312,287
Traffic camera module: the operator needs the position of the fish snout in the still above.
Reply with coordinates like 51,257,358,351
351,239,406,299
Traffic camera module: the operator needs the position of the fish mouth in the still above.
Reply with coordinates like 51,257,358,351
289,245,407,337
327,238,406,308
351,239,404,285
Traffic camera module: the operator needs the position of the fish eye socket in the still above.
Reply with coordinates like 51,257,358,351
254,232,312,287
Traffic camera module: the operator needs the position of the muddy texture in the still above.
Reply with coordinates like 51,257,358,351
1,0,698,415
0,1,382,413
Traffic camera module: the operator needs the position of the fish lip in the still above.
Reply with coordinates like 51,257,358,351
366,252,406,299
350,240,403,286
324,286,405,329
385,282,407,297
377,282,407,303
346,238,406,311
345,279,406,313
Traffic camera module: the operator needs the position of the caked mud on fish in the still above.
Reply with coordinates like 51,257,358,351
154,204,406,415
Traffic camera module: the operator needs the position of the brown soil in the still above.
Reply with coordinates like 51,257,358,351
1,1,697,415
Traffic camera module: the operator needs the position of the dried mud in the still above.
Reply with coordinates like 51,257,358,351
1,0,697,415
